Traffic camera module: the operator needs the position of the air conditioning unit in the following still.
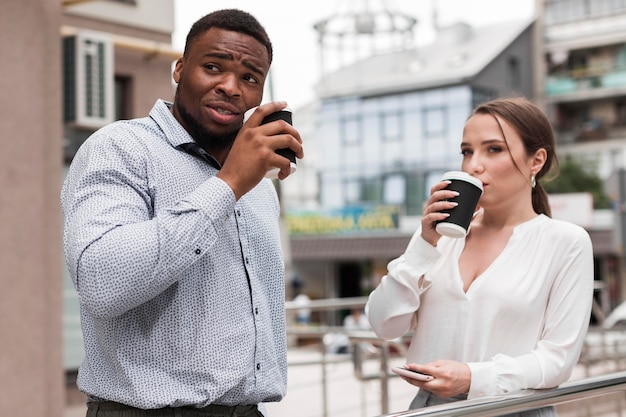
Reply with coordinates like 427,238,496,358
63,30,114,130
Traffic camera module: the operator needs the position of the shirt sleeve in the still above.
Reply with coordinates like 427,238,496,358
365,228,442,340
62,129,236,319
466,226,594,399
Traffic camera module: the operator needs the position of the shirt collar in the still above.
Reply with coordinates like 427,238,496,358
150,99,194,148
150,99,221,169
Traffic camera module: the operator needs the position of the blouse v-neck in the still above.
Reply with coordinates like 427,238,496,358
455,214,546,295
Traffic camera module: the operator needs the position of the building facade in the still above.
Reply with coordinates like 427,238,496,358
539,0,626,307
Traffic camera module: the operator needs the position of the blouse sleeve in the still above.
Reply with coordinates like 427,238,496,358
466,226,594,398
365,228,442,340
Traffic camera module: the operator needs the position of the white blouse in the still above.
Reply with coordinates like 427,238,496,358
365,214,594,399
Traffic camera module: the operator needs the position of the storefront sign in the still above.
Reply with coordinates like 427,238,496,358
286,205,399,234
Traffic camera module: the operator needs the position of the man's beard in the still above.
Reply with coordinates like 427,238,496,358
174,94,238,153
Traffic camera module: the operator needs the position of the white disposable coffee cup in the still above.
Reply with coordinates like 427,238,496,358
243,106,297,179
435,171,483,238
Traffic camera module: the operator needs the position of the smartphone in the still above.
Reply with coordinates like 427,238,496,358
391,366,434,381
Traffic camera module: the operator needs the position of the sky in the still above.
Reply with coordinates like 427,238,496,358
172,0,535,110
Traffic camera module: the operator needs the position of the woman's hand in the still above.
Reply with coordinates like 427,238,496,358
400,360,471,399
420,181,459,246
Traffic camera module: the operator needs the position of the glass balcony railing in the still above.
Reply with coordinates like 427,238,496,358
545,0,626,25
547,66,626,97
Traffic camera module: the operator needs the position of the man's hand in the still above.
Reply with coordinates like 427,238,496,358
217,101,304,200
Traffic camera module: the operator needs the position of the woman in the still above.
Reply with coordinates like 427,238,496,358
365,97,594,416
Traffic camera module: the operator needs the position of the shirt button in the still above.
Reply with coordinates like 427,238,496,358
245,258,249,264
194,248,201,255
256,363,261,371
255,307,259,315
237,210,241,216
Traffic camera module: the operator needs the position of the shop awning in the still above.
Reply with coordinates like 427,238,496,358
290,228,617,261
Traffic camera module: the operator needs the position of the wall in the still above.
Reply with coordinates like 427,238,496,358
475,24,535,98
114,47,177,118
63,0,174,35
0,1,64,416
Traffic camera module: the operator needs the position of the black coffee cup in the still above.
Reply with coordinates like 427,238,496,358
435,171,483,238
244,106,296,179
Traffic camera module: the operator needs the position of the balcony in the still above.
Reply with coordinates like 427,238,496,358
546,66,626,102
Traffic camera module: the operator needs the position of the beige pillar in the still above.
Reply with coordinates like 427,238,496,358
0,1,64,416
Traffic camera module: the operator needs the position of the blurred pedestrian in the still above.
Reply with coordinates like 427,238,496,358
343,308,370,330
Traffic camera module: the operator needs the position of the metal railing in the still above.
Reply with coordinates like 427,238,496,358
285,326,408,416
286,296,387,417
285,296,626,417
379,371,626,417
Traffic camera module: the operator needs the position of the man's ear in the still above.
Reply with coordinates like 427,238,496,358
172,57,183,84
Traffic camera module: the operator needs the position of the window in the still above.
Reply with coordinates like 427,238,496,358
115,76,133,121
361,178,382,203
405,174,425,216
383,174,406,205
422,106,446,138
472,88,496,109
615,99,626,126
508,57,521,90
341,116,361,146
344,179,361,205
381,112,402,142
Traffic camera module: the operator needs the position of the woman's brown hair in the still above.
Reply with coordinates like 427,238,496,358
471,96,558,217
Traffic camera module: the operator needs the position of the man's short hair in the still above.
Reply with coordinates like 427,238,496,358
184,9,273,64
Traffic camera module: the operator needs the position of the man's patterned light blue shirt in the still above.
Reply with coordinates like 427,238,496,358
61,99,287,409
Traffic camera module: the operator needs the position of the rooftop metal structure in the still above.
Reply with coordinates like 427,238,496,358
313,0,418,76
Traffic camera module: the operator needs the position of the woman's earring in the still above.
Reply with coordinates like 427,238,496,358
531,175,536,188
